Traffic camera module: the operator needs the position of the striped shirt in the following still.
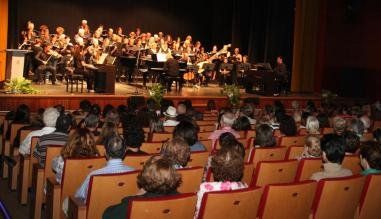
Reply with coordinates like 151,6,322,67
32,132,68,167
19,127,56,155
75,159,135,202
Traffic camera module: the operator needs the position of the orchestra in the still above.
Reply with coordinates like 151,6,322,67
18,19,276,93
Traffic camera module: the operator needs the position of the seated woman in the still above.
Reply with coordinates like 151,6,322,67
305,116,320,135
298,135,321,160
195,148,247,218
254,124,276,148
52,128,100,184
232,116,251,132
124,127,147,155
95,121,118,145
102,155,181,219
161,137,191,169
173,121,206,152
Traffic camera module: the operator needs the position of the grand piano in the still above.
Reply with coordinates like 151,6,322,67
93,55,116,94
244,63,275,96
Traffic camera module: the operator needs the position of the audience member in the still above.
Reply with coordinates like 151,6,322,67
347,118,365,138
298,135,321,159
163,106,179,126
208,111,239,147
103,156,181,219
232,116,251,132
254,124,276,147
333,117,346,135
359,142,381,175
173,121,206,152
161,138,191,168
306,116,320,135
279,114,297,136
124,127,147,155
310,134,352,181
342,131,360,155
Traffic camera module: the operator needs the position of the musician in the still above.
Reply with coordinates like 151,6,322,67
117,27,124,38
74,28,86,46
39,25,51,43
80,19,91,38
163,54,181,92
20,21,37,47
107,28,114,41
274,56,288,95
73,45,96,92
34,43,57,84
232,48,243,62
158,43,171,54
210,45,218,55
242,55,249,64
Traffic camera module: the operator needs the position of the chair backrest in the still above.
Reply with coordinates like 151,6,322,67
163,126,176,133
294,158,322,181
140,142,163,154
196,120,215,126
44,146,63,180
127,193,197,219
198,132,213,141
251,160,299,187
86,171,140,219
188,151,209,167
342,155,362,175
246,130,256,139
298,128,307,136
321,127,334,135
177,167,204,193
19,129,32,145
203,116,218,121
258,181,317,219
285,146,305,160
206,162,255,186
361,132,373,142
311,175,365,219
61,157,106,204
250,147,288,166
372,120,381,131
279,136,306,147
96,145,106,156
150,132,172,142
358,174,381,219
10,123,28,146
199,140,213,152
198,125,215,132
197,187,263,219
124,154,153,169
215,138,248,150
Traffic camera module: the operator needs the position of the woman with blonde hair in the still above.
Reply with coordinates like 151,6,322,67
306,116,320,135
52,128,100,183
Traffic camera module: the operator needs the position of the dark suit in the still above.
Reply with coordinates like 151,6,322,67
163,58,181,91
274,63,288,94
35,50,57,83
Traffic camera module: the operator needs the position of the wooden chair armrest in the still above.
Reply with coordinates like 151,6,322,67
46,176,61,219
68,196,87,219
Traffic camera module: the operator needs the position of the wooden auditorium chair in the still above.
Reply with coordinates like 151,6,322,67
360,132,373,142
198,132,213,141
188,151,209,167
285,145,305,160
196,120,215,126
372,120,381,131
197,187,263,219
214,137,248,150
177,167,204,193
206,162,255,186
199,139,213,152
95,145,106,156
45,157,106,219
248,146,288,166
251,160,299,187
68,171,140,219
127,193,197,219
31,145,62,219
294,158,322,182
18,136,39,204
279,135,306,147
150,132,172,142
198,125,216,132
257,180,317,219
357,174,381,219
311,175,365,219
321,127,334,135
163,126,176,133
140,142,163,154
123,154,153,169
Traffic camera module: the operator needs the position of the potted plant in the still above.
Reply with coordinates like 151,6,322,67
221,84,241,108
4,77,38,94
148,84,165,107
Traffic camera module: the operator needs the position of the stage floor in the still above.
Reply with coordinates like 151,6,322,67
0,81,321,111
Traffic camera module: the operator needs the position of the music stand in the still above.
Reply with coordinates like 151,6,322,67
220,63,233,72
202,63,215,71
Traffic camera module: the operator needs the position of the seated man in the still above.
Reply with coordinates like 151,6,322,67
33,113,72,167
75,134,135,201
163,54,181,91
34,43,58,84
163,106,179,127
359,142,381,176
19,107,60,155
208,111,240,147
310,134,352,181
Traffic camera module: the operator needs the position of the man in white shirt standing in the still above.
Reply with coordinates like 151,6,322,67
19,107,59,155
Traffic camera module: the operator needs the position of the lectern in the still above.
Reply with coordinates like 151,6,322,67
5,49,32,79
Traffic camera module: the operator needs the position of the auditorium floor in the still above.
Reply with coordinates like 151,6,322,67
0,178,32,218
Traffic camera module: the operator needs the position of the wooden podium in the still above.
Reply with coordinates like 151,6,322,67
5,49,32,79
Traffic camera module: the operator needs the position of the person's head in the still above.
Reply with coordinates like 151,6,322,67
161,138,191,167
150,115,164,133
105,134,126,160
146,98,157,111
347,119,365,137
232,116,251,131
279,115,297,136
137,155,181,194
220,112,235,128
240,104,254,118
177,103,187,115
342,131,360,154
306,116,320,134
43,107,60,128
84,114,99,131
173,121,198,146
360,142,381,171
333,117,346,135
100,122,118,143
218,132,245,158
61,128,99,158
90,104,101,116
104,109,120,125
211,148,244,182
124,127,145,148
164,106,178,120
321,134,346,164
317,113,330,128
54,104,65,115
79,100,92,113
14,104,30,123
102,104,114,118
255,124,276,147
304,135,321,157
277,56,283,64
55,114,73,133
293,111,302,124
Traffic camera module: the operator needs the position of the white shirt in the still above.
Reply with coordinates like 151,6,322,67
163,119,179,127
19,127,56,155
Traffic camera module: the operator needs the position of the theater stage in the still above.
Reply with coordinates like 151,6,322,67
0,82,321,111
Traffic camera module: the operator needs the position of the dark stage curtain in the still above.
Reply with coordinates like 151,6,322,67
8,0,295,70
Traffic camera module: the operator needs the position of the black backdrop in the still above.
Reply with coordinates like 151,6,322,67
8,0,295,68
